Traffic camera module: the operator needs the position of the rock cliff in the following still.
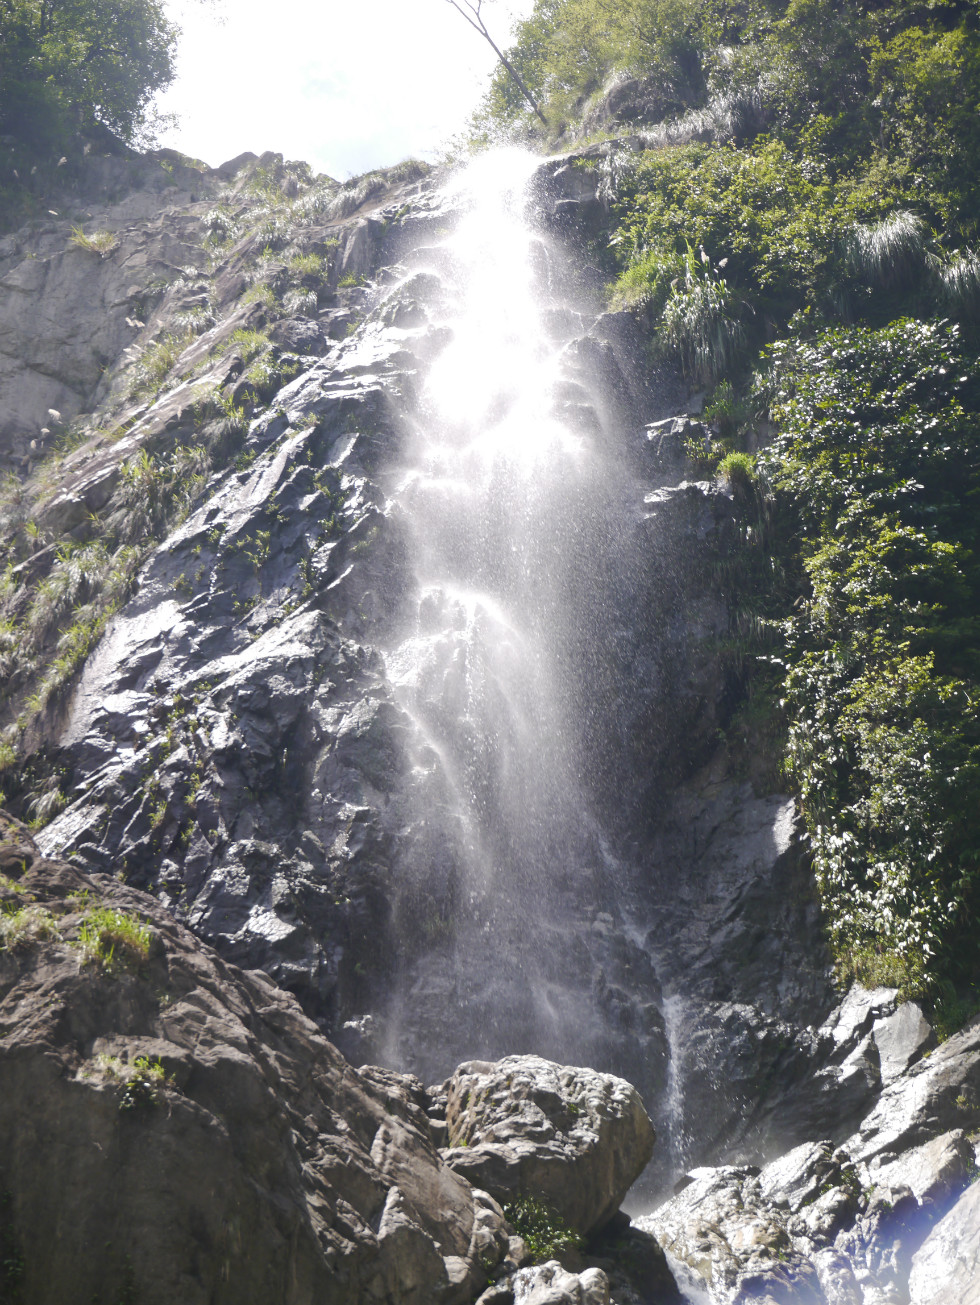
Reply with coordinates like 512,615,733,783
0,133,977,1305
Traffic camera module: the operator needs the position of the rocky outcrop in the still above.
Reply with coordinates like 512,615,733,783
434,1056,656,1235
908,1181,980,1305
0,813,510,1305
0,812,686,1305
640,1004,980,1303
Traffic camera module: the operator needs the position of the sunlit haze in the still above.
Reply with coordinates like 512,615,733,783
157,0,535,179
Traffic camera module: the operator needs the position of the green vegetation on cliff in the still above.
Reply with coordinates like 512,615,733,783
759,320,980,997
487,0,980,1005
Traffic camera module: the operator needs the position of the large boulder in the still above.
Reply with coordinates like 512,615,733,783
434,1055,655,1234
0,815,509,1305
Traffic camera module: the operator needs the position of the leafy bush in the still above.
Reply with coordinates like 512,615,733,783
0,0,178,151
119,1056,167,1111
504,1197,583,1263
757,319,980,994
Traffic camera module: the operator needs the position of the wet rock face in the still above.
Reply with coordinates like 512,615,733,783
0,814,509,1305
10,141,848,1198
640,1010,980,1304
435,1055,656,1235
22,154,694,1125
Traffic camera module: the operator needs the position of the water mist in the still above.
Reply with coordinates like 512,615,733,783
374,152,667,1117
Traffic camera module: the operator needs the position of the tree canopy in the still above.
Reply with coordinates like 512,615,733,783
0,0,178,149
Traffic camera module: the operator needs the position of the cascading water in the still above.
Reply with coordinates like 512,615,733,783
373,151,671,1121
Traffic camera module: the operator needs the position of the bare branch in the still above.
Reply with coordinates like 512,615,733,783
445,0,548,127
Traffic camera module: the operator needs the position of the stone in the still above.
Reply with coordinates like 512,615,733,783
0,821,509,1305
438,1056,655,1234
512,1261,611,1305
864,1129,976,1206
907,1180,980,1305
872,1003,937,1084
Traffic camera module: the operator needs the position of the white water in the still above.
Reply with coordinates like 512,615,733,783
376,149,648,1078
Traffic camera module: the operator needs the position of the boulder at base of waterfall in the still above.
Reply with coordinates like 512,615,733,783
510,1261,611,1305
434,1055,655,1234
0,813,509,1305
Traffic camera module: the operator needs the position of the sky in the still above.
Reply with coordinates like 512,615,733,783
156,0,536,180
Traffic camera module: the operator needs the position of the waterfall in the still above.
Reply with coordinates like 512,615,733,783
373,150,668,1108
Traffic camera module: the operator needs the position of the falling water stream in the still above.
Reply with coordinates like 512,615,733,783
374,151,667,1114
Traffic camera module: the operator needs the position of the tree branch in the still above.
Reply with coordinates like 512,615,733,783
445,0,548,127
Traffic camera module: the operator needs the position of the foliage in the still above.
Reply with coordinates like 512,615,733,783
69,226,118,256
75,906,151,972
475,0,708,134
129,330,193,399
503,1197,583,1263
757,319,980,993
220,328,270,364
0,0,178,150
0,904,60,950
659,243,746,384
717,449,755,488
118,1055,167,1110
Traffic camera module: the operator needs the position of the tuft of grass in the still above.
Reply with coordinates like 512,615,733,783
119,1056,167,1111
75,907,151,973
845,211,927,290
69,226,118,256
835,943,929,1002
661,246,746,386
935,250,980,316
717,450,756,488
0,904,60,950
130,330,193,399
287,251,328,281
283,287,318,318
220,328,269,364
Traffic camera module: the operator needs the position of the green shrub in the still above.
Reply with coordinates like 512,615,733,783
757,318,980,992
717,450,755,488
220,328,269,363
660,246,747,385
704,381,749,446
119,1056,167,1111
503,1197,583,1263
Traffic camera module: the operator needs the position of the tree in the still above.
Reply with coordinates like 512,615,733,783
444,0,549,126
0,0,178,149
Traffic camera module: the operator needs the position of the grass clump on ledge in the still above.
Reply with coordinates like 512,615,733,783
76,907,151,973
0,904,60,951
69,226,118,256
